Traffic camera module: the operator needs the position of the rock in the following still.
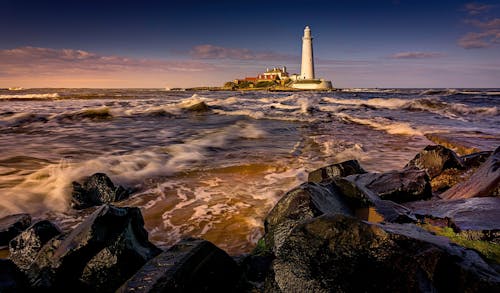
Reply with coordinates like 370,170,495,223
0,259,26,292
461,151,492,168
265,214,500,292
117,238,241,293
405,197,500,243
71,173,131,209
405,145,464,178
333,176,417,223
0,213,31,246
9,220,61,271
263,182,353,253
184,101,210,112
440,147,499,199
27,205,161,291
347,168,432,203
307,159,366,183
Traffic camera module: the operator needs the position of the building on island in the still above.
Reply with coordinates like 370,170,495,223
227,26,333,90
290,26,333,90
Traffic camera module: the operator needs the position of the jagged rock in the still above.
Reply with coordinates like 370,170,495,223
307,159,366,183
441,146,499,199
406,145,464,178
347,168,432,203
333,177,417,223
265,214,500,292
9,220,61,271
27,205,161,292
264,182,353,253
0,213,31,246
71,173,131,209
117,238,241,292
405,197,500,243
0,259,26,292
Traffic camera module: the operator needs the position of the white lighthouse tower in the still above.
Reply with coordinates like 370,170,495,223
292,25,333,90
301,26,315,80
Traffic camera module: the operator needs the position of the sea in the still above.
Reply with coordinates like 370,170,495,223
0,88,498,254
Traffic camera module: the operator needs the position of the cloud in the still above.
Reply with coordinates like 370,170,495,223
0,47,223,87
389,51,446,59
190,44,296,61
0,46,215,73
463,2,494,15
458,29,500,48
459,18,500,49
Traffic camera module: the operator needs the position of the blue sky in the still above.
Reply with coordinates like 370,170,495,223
1,0,499,88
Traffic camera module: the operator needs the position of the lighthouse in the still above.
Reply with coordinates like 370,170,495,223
292,26,333,90
301,26,315,80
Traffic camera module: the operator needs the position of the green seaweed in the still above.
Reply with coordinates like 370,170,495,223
422,224,500,264
252,238,270,256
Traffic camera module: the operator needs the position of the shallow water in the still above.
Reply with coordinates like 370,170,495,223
0,88,498,254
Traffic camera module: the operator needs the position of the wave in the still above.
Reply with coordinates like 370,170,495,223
420,89,500,96
0,93,60,100
336,113,423,136
0,122,267,216
322,97,497,118
0,112,49,127
56,106,113,121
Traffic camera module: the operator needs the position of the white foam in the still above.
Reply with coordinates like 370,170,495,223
0,93,60,99
336,113,423,136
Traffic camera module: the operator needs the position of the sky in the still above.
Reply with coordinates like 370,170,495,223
1,0,499,88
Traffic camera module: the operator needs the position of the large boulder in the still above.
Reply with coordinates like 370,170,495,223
405,145,464,178
71,173,131,209
405,197,500,243
265,214,500,292
27,205,161,292
9,220,61,271
0,259,26,292
0,213,31,246
307,159,366,183
117,238,241,292
347,168,432,203
441,146,500,199
264,182,353,253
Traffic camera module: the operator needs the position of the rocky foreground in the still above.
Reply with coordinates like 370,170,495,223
1,145,499,292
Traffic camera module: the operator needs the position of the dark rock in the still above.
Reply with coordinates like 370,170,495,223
441,146,499,199
27,205,161,292
184,101,210,112
117,238,241,293
348,168,432,203
9,220,61,271
71,173,131,209
406,145,465,178
405,197,500,243
333,176,417,223
240,253,274,285
0,259,26,292
461,151,493,168
264,182,353,252
0,213,31,246
265,214,500,292
307,159,366,183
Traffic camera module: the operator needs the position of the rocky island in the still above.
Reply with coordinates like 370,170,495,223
1,144,499,292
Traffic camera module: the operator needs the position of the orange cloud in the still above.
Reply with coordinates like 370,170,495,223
0,47,221,88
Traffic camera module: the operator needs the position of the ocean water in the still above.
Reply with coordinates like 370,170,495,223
0,88,498,254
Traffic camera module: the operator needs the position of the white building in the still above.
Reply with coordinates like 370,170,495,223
291,26,333,90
